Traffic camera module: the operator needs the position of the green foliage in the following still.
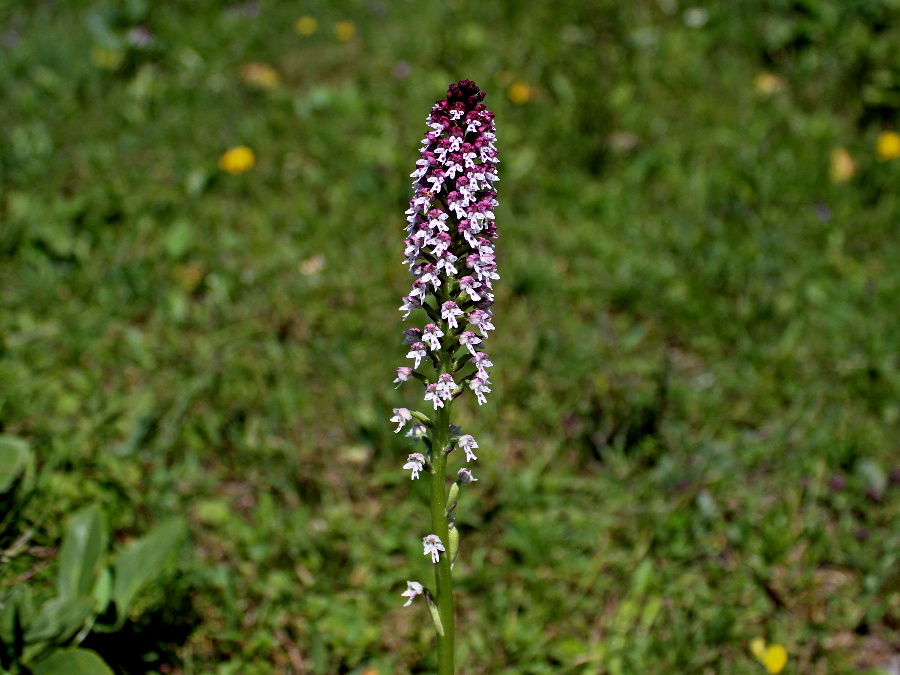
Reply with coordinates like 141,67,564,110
108,518,185,631
30,649,114,675
57,507,108,604
0,436,35,540
0,437,33,499
0,506,185,674
1,0,900,673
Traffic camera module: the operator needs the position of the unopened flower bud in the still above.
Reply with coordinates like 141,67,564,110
424,589,444,636
456,467,477,484
405,423,428,442
447,482,460,509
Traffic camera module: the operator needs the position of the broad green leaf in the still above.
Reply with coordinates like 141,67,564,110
31,648,114,675
57,505,109,601
0,435,31,496
92,567,113,613
112,518,186,623
23,597,94,646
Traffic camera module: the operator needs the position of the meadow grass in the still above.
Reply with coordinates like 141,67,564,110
1,1,900,673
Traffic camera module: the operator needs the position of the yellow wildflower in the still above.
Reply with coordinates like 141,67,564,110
762,644,788,674
296,16,317,36
89,46,124,71
876,131,900,160
507,82,533,105
334,21,355,42
754,72,786,96
829,147,857,183
219,146,255,174
751,639,787,674
749,637,767,660
239,62,281,90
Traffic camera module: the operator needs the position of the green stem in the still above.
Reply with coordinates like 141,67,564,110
431,403,455,675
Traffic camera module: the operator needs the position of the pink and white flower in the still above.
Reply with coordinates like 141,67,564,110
422,534,445,563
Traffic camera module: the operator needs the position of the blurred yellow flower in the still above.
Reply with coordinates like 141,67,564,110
507,82,533,104
749,637,767,660
830,147,857,183
334,21,355,41
89,46,124,71
754,72,786,96
296,16,317,36
219,146,255,174
239,62,281,90
762,644,788,674
751,639,787,674
876,131,900,160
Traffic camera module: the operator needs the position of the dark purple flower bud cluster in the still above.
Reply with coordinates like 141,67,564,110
396,80,498,409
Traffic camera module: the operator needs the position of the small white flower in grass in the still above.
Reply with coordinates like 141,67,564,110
423,534,445,563
458,434,478,461
418,264,441,291
403,453,426,479
459,331,481,356
445,156,464,180
390,408,413,433
436,373,456,401
424,383,445,410
447,192,469,219
410,189,432,213
410,278,429,301
459,275,481,301
469,376,491,405
394,367,413,388
468,309,494,337
426,170,447,193
402,581,424,607
476,237,495,261
473,352,493,379
406,342,427,369
457,467,477,484
430,232,452,257
422,324,444,351
435,253,458,277
441,301,464,329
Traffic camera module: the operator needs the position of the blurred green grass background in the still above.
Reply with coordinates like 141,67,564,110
2,0,900,673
